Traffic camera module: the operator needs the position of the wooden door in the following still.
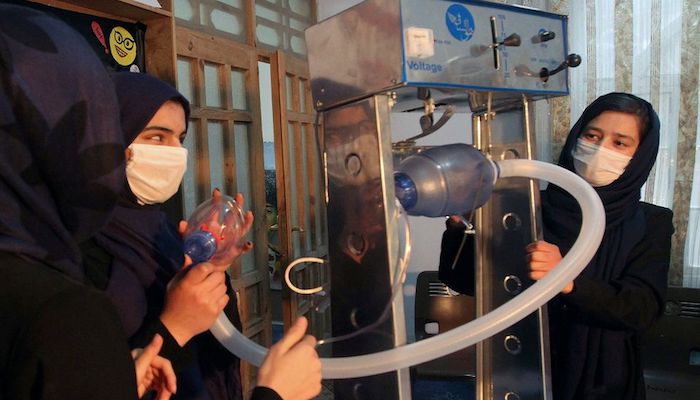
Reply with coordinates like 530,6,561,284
270,50,330,339
175,26,270,396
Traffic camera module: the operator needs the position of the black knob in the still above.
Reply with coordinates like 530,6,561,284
501,33,521,47
565,53,582,68
539,53,582,82
532,30,556,43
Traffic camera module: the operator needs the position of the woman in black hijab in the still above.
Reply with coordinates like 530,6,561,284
0,4,174,399
87,71,322,400
82,71,253,400
528,92,673,399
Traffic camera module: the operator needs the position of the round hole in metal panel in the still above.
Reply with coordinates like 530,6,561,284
664,301,681,316
345,153,362,176
503,275,523,295
352,382,370,400
346,232,366,256
500,148,520,160
502,212,522,231
504,392,521,400
504,334,522,355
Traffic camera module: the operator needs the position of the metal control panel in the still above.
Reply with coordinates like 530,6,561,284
307,0,571,111
401,0,568,92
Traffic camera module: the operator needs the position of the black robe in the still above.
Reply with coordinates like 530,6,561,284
0,254,137,400
544,199,672,399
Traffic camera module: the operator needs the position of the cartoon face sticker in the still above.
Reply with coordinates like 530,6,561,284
109,26,137,66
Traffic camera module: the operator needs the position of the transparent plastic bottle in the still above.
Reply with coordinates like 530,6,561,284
183,194,246,264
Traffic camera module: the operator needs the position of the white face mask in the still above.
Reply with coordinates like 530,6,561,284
126,143,188,205
572,138,632,187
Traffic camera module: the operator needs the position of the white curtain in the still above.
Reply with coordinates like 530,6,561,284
684,55,700,288
568,0,588,122
646,2,682,208
594,0,616,97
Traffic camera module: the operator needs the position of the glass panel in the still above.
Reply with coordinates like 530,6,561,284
288,122,301,258
204,62,222,108
240,247,255,273
301,125,312,253
174,0,194,21
246,284,261,318
298,79,306,113
234,122,256,273
290,35,307,56
253,0,312,54
313,125,324,249
207,121,225,192
256,24,282,47
285,75,293,111
234,123,251,208
256,4,282,22
258,61,281,288
217,0,243,7
289,0,311,16
210,9,244,35
230,68,248,110
176,57,194,104
182,120,198,218
289,17,308,31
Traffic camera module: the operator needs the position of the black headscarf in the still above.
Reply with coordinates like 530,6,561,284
542,92,661,399
542,92,659,277
94,72,243,399
544,92,659,237
92,72,189,337
0,4,124,280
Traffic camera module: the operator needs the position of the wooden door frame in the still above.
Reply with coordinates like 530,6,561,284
270,50,329,337
176,26,270,396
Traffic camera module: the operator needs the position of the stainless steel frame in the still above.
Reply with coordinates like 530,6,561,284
306,1,574,398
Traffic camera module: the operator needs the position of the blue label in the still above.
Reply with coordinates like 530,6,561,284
445,4,475,42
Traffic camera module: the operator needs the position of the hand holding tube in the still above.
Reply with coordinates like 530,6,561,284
256,317,322,400
526,240,573,294
161,258,229,346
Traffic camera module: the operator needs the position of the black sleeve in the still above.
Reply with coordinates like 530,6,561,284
131,273,242,372
4,274,138,399
562,205,674,332
251,386,283,400
438,218,476,295
129,314,194,373
81,235,195,372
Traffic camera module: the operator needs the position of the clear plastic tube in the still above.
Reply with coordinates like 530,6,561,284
210,158,605,379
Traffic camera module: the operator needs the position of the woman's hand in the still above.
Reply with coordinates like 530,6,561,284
132,334,177,399
160,257,229,345
256,317,322,400
526,240,574,294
